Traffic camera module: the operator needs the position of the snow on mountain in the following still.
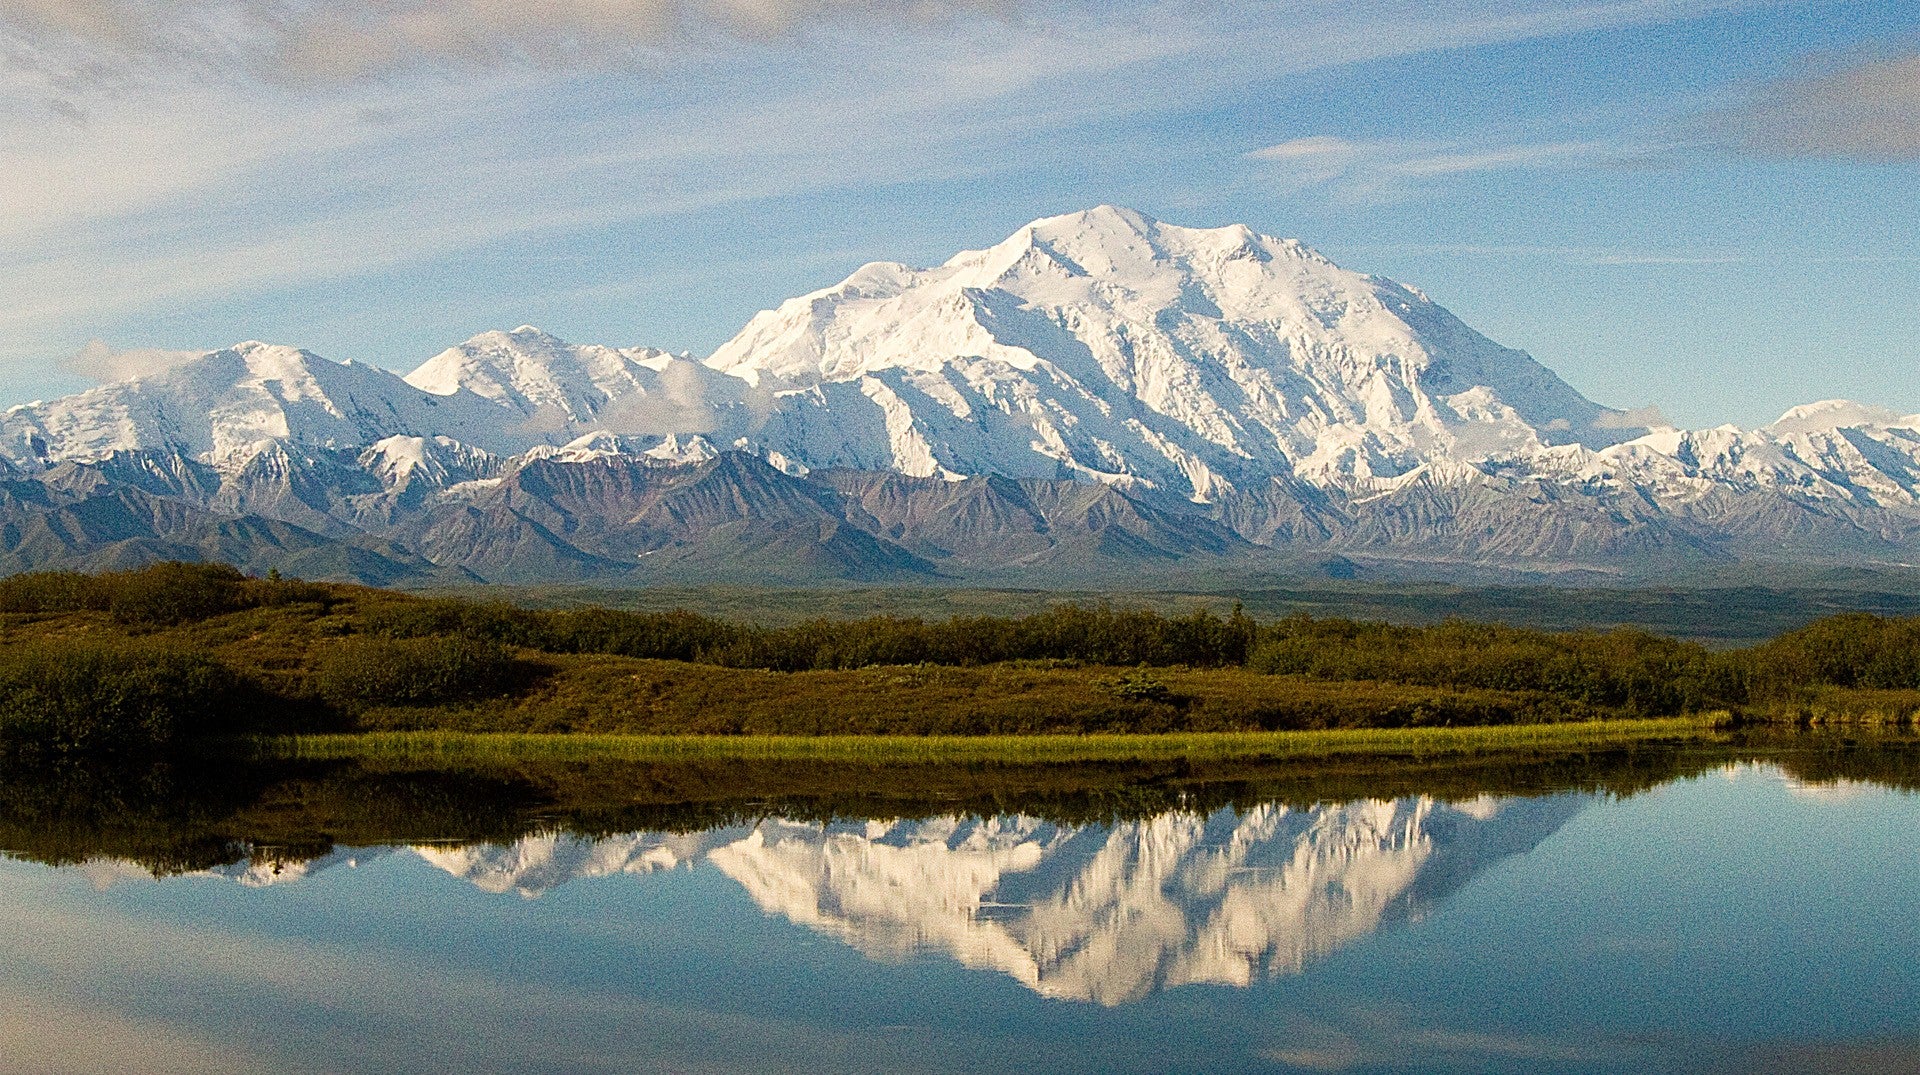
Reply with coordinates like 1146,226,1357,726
358,434,503,492
204,847,390,888
519,430,723,467
1581,402,1920,508
406,326,760,443
0,342,513,469
709,205,1640,500
415,829,744,898
2,207,1917,576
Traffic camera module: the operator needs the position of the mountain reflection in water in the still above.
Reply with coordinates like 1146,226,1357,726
176,794,1584,1004
9,740,1920,1074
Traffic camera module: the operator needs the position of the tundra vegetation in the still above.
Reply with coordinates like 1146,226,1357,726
0,562,1916,758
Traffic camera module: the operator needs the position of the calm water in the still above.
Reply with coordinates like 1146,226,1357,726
3,747,1919,1073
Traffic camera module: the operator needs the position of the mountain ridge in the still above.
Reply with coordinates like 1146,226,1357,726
2,206,1916,583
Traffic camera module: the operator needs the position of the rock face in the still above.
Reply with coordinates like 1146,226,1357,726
184,794,1588,1004
0,207,1915,582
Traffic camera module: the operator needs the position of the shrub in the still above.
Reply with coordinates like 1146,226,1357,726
313,635,523,712
0,571,106,614
1739,614,1920,699
0,638,240,756
1097,667,1175,705
0,562,340,626
354,598,1256,672
105,561,249,625
1247,616,1725,717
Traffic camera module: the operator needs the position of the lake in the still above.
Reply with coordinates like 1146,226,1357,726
2,736,1918,1073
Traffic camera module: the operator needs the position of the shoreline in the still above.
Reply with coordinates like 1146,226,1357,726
248,715,1732,766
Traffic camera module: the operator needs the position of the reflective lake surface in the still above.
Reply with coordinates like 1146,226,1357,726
4,739,1920,1073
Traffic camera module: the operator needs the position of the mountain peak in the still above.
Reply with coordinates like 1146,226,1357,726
707,206,1633,497
1768,399,1910,435
405,327,718,440
1018,203,1154,240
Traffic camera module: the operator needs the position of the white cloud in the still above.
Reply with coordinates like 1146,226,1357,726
1391,140,1618,176
64,339,206,382
1583,252,1748,266
0,0,1777,390
1592,404,1669,430
1247,135,1354,162
1,0,1026,83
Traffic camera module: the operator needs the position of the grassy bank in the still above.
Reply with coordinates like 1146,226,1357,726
258,716,1730,766
12,725,1915,879
1757,688,1920,726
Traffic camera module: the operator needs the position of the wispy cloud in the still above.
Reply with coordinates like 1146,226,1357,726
0,0,1026,85
1247,135,1353,162
1342,242,1920,268
1245,134,1656,199
1265,1005,1602,1072
1593,403,1670,429
1710,50,1920,161
0,0,1784,392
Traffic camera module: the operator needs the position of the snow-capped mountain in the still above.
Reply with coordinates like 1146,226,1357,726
404,326,758,444
712,205,1636,498
173,794,1585,1004
0,342,519,465
1,206,1916,581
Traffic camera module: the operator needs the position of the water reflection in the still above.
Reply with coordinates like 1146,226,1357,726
703,797,1585,1004
147,794,1585,1003
4,738,1920,1073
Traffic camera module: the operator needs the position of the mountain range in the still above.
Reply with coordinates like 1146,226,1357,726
4,205,1916,584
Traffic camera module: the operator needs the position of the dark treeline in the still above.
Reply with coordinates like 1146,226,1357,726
342,581,1920,716
1,563,1918,756
358,595,1260,670
0,561,333,625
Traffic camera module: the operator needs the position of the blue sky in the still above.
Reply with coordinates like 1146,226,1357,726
3,0,1917,427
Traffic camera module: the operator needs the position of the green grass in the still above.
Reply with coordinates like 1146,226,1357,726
256,714,1730,766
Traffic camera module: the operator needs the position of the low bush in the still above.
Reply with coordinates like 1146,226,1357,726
1737,614,1920,699
0,637,241,756
360,598,1256,672
0,562,338,625
1097,667,1175,705
312,635,525,712
105,561,251,625
1248,616,1725,717
0,571,106,614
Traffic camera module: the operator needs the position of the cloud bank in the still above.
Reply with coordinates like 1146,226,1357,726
2,0,1024,81
1715,51,1920,161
